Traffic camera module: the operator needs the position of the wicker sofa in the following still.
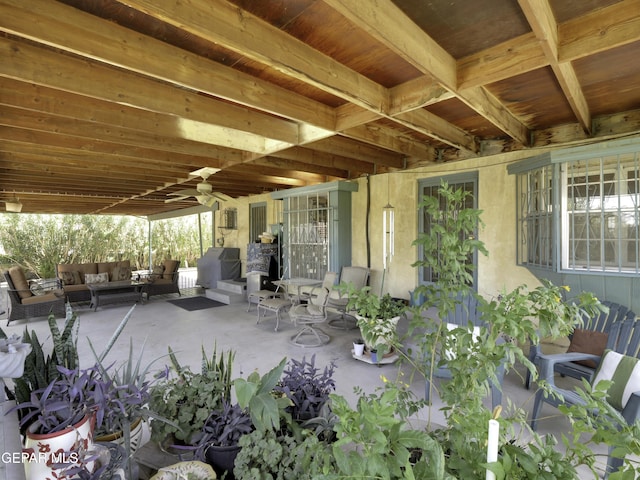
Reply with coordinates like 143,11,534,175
4,266,65,325
56,260,133,303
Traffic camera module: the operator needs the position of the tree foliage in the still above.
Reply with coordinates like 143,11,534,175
0,213,212,277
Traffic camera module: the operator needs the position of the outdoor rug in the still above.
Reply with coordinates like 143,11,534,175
167,296,226,311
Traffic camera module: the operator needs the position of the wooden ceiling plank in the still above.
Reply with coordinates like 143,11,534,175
518,0,591,134
0,36,297,150
308,136,405,168
253,157,349,179
341,123,434,160
0,105,245,159
393,110,478,153
121,0,389,114
389,77,456,114
323,0,456,89
0,127,238,168
457,33,548,90
324,0,529,147
559,0,640,62
275,146,376,175
0,0,327,138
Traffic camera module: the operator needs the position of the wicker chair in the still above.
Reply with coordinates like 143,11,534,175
4,267,65,325
144,259,181,299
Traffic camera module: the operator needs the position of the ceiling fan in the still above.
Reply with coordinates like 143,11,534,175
165,167,234,206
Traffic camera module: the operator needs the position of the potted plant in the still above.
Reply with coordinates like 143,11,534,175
190,400,253,474
274,355,336,423
148,345,235,449
339,284,406,356
9,365,107,480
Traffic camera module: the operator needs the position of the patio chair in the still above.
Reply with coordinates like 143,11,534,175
530,317,640,477
292,271,338,305
144,259,181,299
425,292,505,411
4,267,65,325
327,266,369,329
290,287,331,347
525,301,636,389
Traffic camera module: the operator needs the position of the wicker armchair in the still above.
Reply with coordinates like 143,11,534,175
4,267,65,325
143,259,181,299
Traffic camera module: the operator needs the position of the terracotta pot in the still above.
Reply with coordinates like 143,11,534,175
23,413,95,480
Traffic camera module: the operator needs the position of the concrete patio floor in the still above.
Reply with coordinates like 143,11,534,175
1,289,614,478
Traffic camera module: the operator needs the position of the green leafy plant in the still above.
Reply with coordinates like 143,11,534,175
234,428,335,480
338,284,406,355
6,305,79,429
325,385,448,480
149,345,235,446
234,357,290,432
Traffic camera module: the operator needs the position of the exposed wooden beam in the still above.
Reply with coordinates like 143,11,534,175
518,0,591,134
559,0,640,62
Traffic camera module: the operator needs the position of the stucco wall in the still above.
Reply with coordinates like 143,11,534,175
218,149,563,300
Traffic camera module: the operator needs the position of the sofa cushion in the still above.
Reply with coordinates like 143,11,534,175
112,265,132,281
58,263,97,284
60,270,82,286
98,260,131,279
8,266,32,300
85,272,110,284
162,260,179,280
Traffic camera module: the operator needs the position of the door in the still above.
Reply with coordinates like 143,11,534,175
417,173,479,291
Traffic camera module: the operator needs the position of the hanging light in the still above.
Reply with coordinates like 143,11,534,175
382,175,394,269
5,196,22,213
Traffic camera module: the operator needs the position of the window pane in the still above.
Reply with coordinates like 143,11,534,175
565,154,640,272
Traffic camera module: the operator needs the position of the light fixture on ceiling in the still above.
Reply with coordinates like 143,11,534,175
5,196,23,213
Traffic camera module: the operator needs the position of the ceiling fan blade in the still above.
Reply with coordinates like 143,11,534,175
165,196,190,203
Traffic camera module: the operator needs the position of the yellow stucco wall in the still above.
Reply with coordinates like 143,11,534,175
218,148,566,300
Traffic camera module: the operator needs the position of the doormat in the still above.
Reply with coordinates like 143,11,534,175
167,296,226,311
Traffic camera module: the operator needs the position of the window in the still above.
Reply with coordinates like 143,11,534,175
249,202,267,243
284,193,330,279
272,181,357,280
418,173,479,289
510,138,640,275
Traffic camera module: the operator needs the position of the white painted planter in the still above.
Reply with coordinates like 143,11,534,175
23,414,95,480
356,315,401,352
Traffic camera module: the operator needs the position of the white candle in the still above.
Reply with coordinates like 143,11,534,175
486,419,499,480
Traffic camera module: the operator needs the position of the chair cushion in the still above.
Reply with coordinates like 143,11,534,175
22,290,64,305
85,272,110,284
162,260,179,280
58,263,97,283
567,329,609,368
8,266,32,299
593,349,640,410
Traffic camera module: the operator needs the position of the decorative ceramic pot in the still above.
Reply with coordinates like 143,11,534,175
23,413,95,480
95,417,144,453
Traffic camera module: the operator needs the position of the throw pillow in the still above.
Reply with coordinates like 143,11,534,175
593,349,640,410
59,270,82,286
112,265,132,281
148,265,165,282
85,272,109,285
567,329,609,368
